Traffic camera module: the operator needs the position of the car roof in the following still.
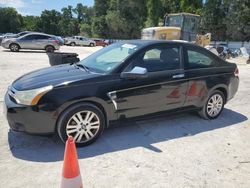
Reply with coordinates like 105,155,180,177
119,39,199,47
22,32,54,37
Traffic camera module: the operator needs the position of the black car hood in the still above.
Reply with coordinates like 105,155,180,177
12,64,98,90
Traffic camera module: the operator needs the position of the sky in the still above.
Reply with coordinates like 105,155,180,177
0,0,94,16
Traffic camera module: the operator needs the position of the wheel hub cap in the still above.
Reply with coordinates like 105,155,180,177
207,94,223,117
66,111,100,143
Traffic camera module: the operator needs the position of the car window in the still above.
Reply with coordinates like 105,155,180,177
96,46,131,64
187,49,214,69
79,43,140,73
35,35,51,40
125,46,180,72
144,49,161,59
22,35,36,40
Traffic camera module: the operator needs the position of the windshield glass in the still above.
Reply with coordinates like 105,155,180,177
78,42,141,73
165,15,183,27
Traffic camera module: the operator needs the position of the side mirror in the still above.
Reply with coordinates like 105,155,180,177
121,66,148,79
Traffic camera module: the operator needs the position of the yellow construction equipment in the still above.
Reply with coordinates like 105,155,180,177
141,13,211,47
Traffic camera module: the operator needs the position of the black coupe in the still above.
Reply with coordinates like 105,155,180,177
4,40,239,146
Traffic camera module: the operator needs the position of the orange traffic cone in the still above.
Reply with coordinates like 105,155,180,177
61,136,83,188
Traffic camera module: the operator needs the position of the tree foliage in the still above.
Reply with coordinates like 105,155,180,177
0,7,23,33
199,0,227,40
145,0,163,27
105,0,147,38
0,0,249,41
224,0,250,41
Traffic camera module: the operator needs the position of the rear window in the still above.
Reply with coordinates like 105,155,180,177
186,48,216,69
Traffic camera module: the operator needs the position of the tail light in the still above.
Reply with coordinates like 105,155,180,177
234,67,239,76
52,40,60,44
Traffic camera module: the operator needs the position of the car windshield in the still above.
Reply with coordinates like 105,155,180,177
78,42,141,73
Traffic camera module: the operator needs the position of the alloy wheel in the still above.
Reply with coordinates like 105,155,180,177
10,44,19,52
66,110,100,143
206,94,223,117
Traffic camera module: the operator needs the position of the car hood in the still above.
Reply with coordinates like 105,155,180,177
12,64,98,90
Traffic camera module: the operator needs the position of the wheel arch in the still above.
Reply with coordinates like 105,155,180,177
9,43,21,49
45,45,55,50
54,98,110,133
208,84,228,103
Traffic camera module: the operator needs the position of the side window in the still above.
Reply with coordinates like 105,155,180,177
22,35,35,40
35,35,50,40
125,46,180,72
187,49,214,69
144,49,161,60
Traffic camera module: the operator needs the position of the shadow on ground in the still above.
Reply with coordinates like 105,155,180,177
8,108,247,162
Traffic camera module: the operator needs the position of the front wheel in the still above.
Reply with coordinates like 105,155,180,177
199,90,225,119
57,103,105,147
89,43,94,47
9,43,20,52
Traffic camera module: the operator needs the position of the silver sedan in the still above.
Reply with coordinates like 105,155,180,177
1,33,60,52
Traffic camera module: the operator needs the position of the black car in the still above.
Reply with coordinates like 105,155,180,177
4,40,239,146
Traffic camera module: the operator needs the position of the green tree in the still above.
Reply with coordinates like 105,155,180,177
161,0,181,13
39,9,62,35
74,3,93,24
199,0,227,41
145,0,163,27
22,16,40,31
179,0,203,14
225,0,250,41
0,7,23,33
59,6,79,36
80,23,92,37
92,0,110,37
106,0,147,38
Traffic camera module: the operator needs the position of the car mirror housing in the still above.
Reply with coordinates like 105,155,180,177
121,66,148,79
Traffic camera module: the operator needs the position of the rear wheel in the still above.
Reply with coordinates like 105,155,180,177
9,43,20,52
199,90,225,119
89,43,94,47
70,42,76,46
57,103,105,147
45,45,55,53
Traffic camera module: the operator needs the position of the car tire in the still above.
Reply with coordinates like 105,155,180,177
57,103,105,147
9,43,20,52
70,42,76,46
199,90,225,120
89,43,94,47
45,45,55,53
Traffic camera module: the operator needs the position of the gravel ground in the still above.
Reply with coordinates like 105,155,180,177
0,46,250,188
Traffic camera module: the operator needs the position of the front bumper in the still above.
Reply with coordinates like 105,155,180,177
4,92,56,134
1,42,10,49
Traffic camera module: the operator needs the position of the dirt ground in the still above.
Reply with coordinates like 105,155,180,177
0,46,250,188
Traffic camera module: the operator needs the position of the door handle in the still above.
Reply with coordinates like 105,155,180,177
172,73,185,79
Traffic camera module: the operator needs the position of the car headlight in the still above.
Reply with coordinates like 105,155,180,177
10,85,53,105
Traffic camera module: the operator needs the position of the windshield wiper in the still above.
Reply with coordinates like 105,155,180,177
73,63,90,73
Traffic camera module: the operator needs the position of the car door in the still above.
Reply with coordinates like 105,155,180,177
18,34,35,49
183,45,223,107
77,37,82,45
81,38,89,46
74,37,79,45
111,44,189,119
32,35,50,49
